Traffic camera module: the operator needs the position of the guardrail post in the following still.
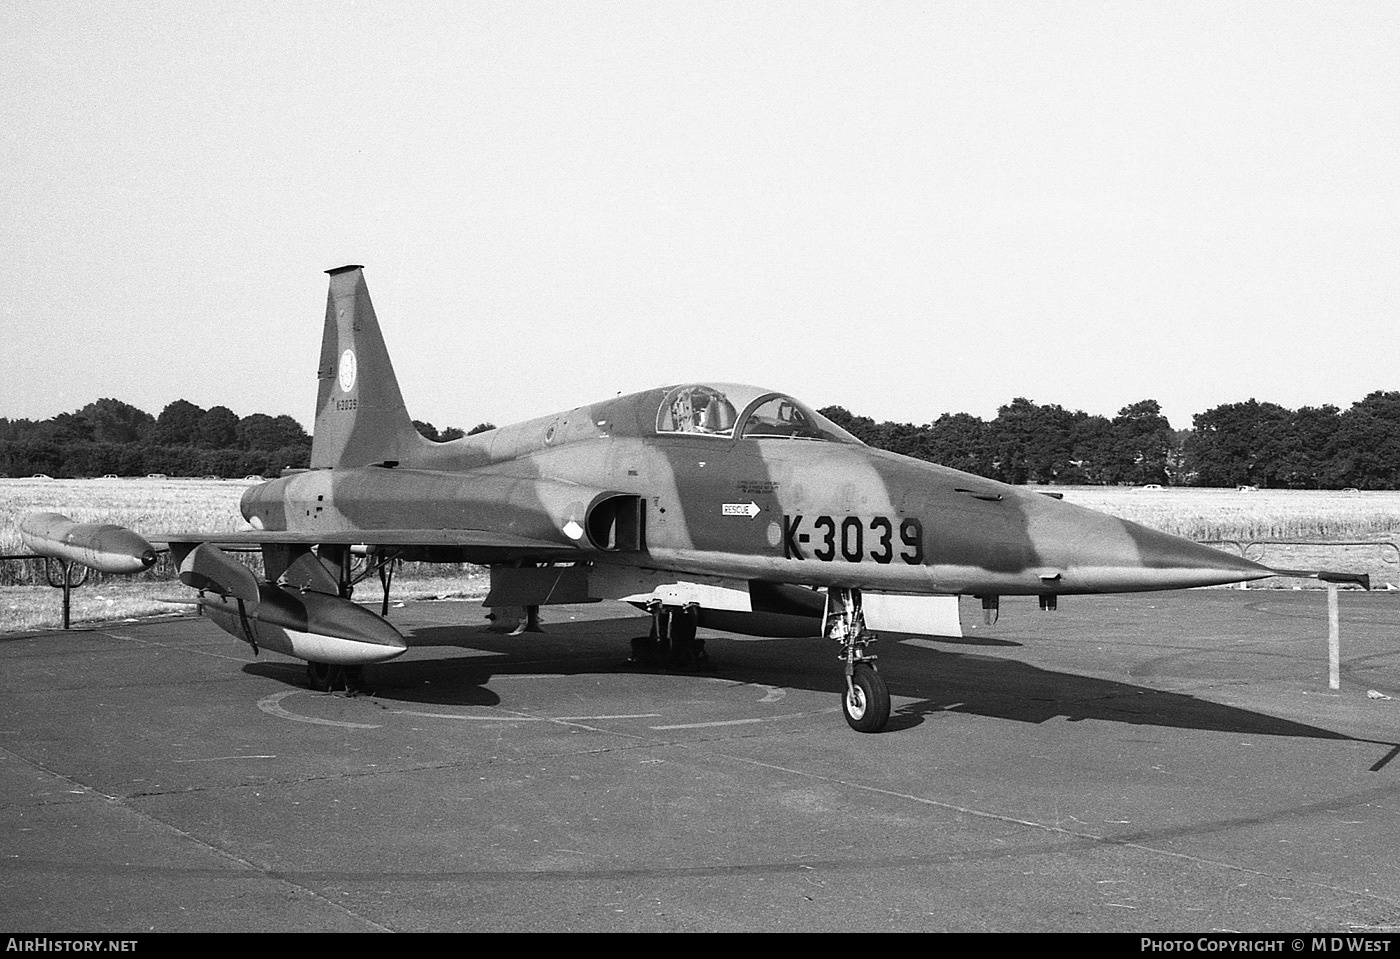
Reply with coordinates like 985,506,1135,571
40,557,87,630
1327,583,1340,691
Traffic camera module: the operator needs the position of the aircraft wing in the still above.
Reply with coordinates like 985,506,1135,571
147,528,584,565
18,511,586,574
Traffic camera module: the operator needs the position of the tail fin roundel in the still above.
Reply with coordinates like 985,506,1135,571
310,266,426,469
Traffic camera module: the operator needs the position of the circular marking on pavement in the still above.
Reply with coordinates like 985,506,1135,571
258,689,382,729
752,683,786,703
257,676,797,731
695,676,787,703
649,707,841,730
390,709,662,722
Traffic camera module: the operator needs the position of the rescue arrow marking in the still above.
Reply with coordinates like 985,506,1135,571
722,501,761,519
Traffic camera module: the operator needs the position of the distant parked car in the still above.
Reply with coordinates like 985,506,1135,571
1139,484,1164,491
32,473,52,480
101,474,118,479
1237,485,1259,492
244,474,264,481
146,473,168,480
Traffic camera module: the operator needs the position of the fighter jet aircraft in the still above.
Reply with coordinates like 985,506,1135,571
20,266,1341,732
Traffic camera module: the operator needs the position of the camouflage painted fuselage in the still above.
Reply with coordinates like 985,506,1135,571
242,384,1268,598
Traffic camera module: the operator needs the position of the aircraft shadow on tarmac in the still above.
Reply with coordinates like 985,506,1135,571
239,615,1383,754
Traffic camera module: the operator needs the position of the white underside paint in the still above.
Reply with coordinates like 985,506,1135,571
590,565,754,611
281,628,408,665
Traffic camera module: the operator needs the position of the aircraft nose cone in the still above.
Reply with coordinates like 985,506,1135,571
1018,495,1273,593
1126,520,1268,577
1065,513,1273,591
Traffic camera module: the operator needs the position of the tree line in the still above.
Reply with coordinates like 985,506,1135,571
0,398,314,478
818,390,1400,489
0,398,496,479
3,392,1396,488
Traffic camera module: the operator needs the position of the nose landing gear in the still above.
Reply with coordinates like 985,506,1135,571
827,587,890,733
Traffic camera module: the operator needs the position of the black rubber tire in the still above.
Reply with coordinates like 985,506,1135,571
654,609,672,666
306,661,339,692
842,663,891,733
667,607,698,669
342,665,364,694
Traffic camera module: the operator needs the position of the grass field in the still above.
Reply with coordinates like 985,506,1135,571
2,478,1398,631
1057,485,1400,597
1056,486,1400,542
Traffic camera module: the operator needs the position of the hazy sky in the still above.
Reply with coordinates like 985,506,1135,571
2,1,1396,433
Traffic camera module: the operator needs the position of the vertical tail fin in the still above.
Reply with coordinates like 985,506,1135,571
310,266,426,469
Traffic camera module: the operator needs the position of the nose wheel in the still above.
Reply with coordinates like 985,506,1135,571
842,663,890,732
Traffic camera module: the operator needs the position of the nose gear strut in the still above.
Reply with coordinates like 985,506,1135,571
826,587,890,732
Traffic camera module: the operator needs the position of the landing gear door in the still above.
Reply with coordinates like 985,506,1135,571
860,593,963,639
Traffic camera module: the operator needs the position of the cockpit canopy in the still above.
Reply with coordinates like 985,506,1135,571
655,384,862,445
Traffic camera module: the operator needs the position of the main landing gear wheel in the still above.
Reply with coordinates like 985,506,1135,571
629,603,708,670
306,661,339,691
306,662,363,693
665,605,707,670
842,663,890,733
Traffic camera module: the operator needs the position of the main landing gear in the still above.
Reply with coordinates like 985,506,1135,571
827,587,890,733
306,662,364,694
302,545,382,695
630,602,709,670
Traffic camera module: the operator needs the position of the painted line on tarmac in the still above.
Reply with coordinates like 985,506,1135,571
651,707,840,730
258,690,658,727
391,709,662,722
692,677,788,703
103,629,254,664
257,690,382,729
259,675,791,730
746,683,787,703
